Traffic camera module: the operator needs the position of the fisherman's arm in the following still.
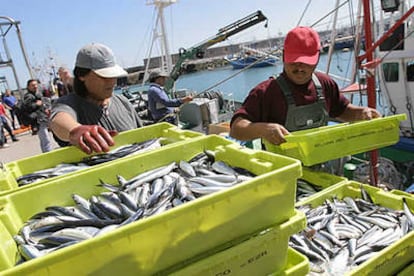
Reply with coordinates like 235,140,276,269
336,103,382,122
49,112,81,141
153,87,188,107
50,112,117,154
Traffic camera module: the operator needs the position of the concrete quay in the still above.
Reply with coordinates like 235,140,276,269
0,127,59,163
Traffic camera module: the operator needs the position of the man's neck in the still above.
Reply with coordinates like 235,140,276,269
86,97,110,107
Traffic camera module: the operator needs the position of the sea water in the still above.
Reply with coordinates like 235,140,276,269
175,50,357,103
124,50,387,114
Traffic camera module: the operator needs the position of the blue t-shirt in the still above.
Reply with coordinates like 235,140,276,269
147,83,182,120
3,95,16,108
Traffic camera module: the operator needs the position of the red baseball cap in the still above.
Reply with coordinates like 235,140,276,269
284,26,321,65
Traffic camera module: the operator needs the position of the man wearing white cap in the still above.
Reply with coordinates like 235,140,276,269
230,26,381,145
50,43,143,154
147,69,193,124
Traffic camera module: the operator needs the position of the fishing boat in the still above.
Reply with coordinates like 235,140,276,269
321,35,356,53
224,53,278,69
314,0,414,191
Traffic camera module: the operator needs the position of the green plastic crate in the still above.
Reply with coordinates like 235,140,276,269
263,114,406,166
0,122,202,195
270,247,310,276
168,210,306,276
297,181,414,276
0,135,301,275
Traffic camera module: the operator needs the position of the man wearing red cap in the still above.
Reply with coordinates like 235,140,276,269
230,26,381,145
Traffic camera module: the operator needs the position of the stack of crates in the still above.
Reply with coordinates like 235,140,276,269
0,122,202,196
167,210,306,275
0,134,305,275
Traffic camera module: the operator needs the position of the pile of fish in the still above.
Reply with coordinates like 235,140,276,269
296,179,323,202
16,138,162,186
13,150,255,264
290,188,414,275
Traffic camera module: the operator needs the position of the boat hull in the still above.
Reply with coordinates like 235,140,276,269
226,56,277,69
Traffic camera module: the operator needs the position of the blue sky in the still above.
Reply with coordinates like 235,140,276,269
1,0,356,91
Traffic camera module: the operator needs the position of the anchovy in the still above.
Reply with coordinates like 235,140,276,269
189,176,237,187
124,162,176,190
403,198,414,228
211,161,237,175
18,244,45,261
188,182,228,195
179,160,197,177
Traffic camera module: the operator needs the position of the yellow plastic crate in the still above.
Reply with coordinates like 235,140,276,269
390,189,414,199
0,122,202,195
263,114,406,166
397,262,414,276
297,181,414,275
270,247,310,276
168,210,306,276
0,135,301,275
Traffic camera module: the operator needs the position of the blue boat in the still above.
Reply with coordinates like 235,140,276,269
321,35,355,53
225,54,278,69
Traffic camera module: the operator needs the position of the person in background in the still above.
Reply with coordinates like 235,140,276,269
0,119,8,148
2,89,19,130
230,26,381,145
147,69,193,124
50,43,143,154
0,100,19,143
56,66,74,97
23,79,53,152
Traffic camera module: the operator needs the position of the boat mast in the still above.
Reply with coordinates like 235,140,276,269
325,0,341,74
143,0,175,83
360,0,379,186
0,16,33,97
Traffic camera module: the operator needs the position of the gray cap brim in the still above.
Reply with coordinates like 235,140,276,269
94,65,128,78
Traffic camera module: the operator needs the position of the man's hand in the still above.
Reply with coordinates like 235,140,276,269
181,95,193,103
262,123,290,145
361,107,382,120
69,125,118,154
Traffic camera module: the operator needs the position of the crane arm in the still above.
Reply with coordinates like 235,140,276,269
165,10,268,92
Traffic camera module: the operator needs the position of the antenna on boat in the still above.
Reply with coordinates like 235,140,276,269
0,16,34,97
143,0,176,84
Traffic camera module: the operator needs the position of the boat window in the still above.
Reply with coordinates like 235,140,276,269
382,63,399,82
407,61,414,82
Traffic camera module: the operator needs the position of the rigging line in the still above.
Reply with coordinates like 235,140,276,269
335,0,355,87
169,3,175,54
310,0,349,28
134,8,156,66
297,0,312,27
347,0,356,35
